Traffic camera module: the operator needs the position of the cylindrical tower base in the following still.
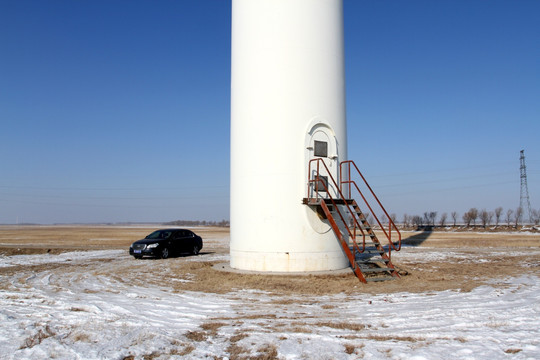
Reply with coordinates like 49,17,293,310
230,0,348,272
230,250,348,272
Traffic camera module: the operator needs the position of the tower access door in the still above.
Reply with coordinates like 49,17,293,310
306,122,340,199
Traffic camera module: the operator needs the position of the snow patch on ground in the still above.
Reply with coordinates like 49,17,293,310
1,248,539,359
0,250,123,268
395,246,540,263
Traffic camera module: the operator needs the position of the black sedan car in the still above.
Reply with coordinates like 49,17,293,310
129,229,203,259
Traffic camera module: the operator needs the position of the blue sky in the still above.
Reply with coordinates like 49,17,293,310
1,0,538,224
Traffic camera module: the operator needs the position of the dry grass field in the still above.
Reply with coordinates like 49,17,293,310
1,225,539,295
0,226,227,254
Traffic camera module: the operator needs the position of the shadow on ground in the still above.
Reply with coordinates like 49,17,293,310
353,227,433,263
401,227,434,247
135,251,215,260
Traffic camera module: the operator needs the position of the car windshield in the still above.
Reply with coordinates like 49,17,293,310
145,230,173,240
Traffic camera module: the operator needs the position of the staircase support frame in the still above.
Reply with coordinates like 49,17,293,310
306,158,402,282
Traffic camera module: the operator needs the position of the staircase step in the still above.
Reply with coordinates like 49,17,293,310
351,246,386,255
358,267,393,273
350,242,382,248
362,245,382,250
302,198,322,206
365,276,396,282
357,258,390,264
327,199,349,205
362,249,384,254
357,242,377,247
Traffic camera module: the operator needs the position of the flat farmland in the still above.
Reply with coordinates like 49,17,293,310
0,226,539,359
0,226,229,255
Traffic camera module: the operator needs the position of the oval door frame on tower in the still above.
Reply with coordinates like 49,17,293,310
305,117,340,194
304,117,340,234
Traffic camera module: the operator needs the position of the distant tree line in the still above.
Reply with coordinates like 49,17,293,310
164,219,230,227
400,206,540,229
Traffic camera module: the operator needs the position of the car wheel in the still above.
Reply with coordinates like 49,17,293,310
192,245,200,255
160,247,169,259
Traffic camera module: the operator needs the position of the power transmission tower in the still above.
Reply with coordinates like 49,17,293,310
519,150,532,224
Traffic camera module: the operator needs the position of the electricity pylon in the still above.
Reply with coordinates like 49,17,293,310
519,150,532,224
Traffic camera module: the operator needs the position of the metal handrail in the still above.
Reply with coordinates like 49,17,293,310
307,158,367,255
339,160,401,257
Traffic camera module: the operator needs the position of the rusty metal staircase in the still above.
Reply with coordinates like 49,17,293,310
303,159,402,283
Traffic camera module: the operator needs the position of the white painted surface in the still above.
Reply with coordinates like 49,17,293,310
230,0,348,271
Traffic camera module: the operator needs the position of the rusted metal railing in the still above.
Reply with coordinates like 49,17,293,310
307,158,367,255
339,160,401,257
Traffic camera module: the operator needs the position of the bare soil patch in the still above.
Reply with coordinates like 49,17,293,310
161,254,539,295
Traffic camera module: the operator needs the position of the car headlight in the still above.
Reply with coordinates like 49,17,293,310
146,243,159,249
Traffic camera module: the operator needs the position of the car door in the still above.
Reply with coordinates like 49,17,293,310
170,231,182,254
186,230,196,250
175,230,188,253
